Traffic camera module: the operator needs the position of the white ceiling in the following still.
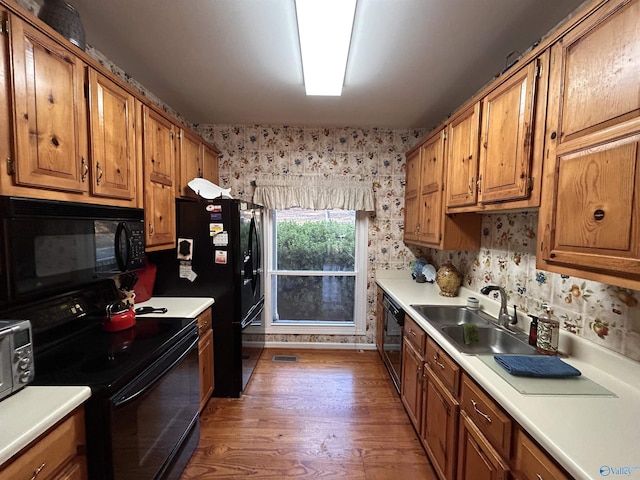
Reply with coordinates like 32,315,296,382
67,0,586,129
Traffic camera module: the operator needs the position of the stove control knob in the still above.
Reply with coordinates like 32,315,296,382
19,371,31,383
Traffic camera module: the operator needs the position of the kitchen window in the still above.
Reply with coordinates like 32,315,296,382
263,208,368,335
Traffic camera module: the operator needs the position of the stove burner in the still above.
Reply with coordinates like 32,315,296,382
35,350,85,375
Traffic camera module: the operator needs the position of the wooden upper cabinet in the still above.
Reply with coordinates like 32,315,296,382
142,106,176,250
538,0,640,289
404,128,481,250
542,133,640,278
446,103,480,210
478,59,539,204
403,147,421,243
87,68,137,202
202,144,220,185
551,0,640,145
8,13,87,194
177,128,202,198
177,129,220,199
418,131,445,246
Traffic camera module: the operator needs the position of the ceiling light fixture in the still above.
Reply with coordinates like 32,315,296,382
295,0,357,96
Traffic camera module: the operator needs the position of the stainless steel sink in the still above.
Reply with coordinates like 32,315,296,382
410,304,539,355
410,305,494,326
439,325,538,355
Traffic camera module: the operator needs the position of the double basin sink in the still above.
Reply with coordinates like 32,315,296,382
410,305,539,355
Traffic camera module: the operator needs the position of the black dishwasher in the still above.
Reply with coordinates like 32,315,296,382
381,293,404,393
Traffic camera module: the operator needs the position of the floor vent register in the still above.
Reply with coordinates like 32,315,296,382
272,355,299,363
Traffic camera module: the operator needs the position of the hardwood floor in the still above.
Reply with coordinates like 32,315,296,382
181,348,438,479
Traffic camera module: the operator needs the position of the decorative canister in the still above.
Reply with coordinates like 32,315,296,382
436,262,462,297
536,304,560,355
38,0,86,50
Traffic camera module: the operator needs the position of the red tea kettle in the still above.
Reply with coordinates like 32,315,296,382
103,301,136,332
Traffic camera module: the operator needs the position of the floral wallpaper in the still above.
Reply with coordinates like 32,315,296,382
197,124,426,346
16,0,639,362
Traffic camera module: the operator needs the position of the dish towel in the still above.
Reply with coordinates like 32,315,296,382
494,355,581,377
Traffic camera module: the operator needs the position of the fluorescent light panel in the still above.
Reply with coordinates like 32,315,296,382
295,0,357,96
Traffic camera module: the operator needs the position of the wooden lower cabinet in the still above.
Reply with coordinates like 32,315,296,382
457,410,509,480
400,338,423,428
0,407,87,480
512,428,569,480
421,365,459,480
391,312,571,480
197,308,214,413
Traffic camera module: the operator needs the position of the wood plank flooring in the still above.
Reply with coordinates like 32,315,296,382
180,348,438,479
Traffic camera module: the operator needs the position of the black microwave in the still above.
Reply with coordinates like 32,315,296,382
0,196,145,307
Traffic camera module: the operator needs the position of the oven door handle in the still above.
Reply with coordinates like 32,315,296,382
112,337,198,408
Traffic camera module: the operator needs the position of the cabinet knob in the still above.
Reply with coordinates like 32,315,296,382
550,131,557,140
594,209,605,221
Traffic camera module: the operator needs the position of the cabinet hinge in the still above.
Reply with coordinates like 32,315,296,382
170,132,174,141
1,18,8,36
439,233,443,241
6,158,15,175
84,82,89,99
442,131,447,141
527,176,534,191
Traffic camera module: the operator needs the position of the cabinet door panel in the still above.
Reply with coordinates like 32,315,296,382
553,0,640,144
404,148,421,243
457,411,508,480
419,132,445,245
400,339,422,429
479,61,537,203
178,129,202,198
202,144,219,185
143,107,175,249
548,133,640,274
88,69,136,200
10,16,86,193
446,103,480,208
423,369,458,480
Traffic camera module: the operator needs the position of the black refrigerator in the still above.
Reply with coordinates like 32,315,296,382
149,198,265,397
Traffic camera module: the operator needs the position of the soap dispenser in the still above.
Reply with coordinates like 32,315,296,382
536,304,559,355
527,314,538,346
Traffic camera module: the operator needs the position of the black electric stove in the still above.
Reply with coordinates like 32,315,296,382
4,279,195,393
2,279,201,480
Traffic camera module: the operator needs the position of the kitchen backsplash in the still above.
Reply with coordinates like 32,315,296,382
422,214,640,362
16,0,639,362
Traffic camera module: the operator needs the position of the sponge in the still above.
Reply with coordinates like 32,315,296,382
463,323,480,346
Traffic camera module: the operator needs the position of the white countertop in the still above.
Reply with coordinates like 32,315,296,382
0,386,91,465
0,297,213,469
135,296,214,318
376,269,640,480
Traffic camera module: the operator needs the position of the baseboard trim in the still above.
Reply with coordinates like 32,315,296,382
264,341,377,351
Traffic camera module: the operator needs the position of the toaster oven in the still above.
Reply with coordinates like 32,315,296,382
0,319,34,401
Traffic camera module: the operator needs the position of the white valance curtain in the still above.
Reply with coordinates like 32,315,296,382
253,175,375,211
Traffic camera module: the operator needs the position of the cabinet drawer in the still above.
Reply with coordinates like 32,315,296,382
513,428,569,480
425,337,460,396
460,374,512,458
0,409,85,480
197,308,212,335
404,315,426,355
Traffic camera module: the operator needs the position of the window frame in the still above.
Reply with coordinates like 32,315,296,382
263,208,368,336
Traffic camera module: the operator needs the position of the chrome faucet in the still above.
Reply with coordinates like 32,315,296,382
480,285,517,329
